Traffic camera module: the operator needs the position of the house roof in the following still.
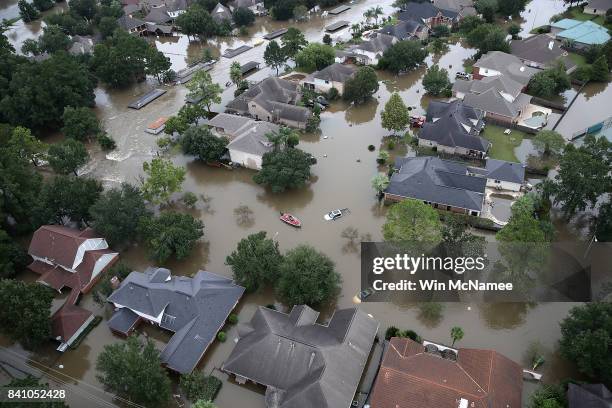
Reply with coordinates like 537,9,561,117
108,307,140,334
117,15,146,30
510,34,576,70
207,113,254,136
556,20,611,45
420,100,489,152
240,61,260,74
51,303,93,343
354,33,396,53
122,3,141,15
468,75,524,98
385,156,486,211
485,159,525,184
165,0,188,12
378,20,425,40
325,20,350,32
587,0,612,10
313,62,356,83
211,2,232,22
398,2,459,22
144,6,172,24
551,18,583,30
474,51,539,86
369,337,523,408
433,0,477,16
28,226,92,270
107,267,245,374
229,0,262,8
568,383,612,408
463,88,531,118
227,121,279,156
222,305,379,408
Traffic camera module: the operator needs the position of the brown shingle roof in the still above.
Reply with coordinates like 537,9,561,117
28,225,88,269
369,337,522,408
51,303,93,343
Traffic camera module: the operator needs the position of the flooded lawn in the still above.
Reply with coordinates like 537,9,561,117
0,0,592,406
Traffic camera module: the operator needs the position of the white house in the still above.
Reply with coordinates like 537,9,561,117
348,33,396,66
301,63,356,94
483,159,526,191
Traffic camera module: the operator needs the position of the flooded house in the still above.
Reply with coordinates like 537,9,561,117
397,2,461,28
228,0,266,16
344,33,397,66
417,100,489,158
384,156,487,216
378,19,429,41
226,77,312,129
301,62,356,94
432,0,477,17
211,2,233,25
550,19,611,49
28,225,119,351
107,267,245,374
368,337,523,408
584,0,612,15
481,159,526,192
568,383,612,407
117,14,147,35
222,305,379,408
510,34,577,73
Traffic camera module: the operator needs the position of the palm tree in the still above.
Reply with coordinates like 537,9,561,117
373,6,383,26
450,326,464,347
371,173,390,196
351,23,361,38
363,8,375,25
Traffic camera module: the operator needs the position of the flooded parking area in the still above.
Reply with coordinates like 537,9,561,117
0,0,601,406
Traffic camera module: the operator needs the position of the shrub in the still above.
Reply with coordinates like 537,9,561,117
385,326,401,340
402,329,421,342
217,331,227,342
327,87,339,100
97,132,116,151
368,144,376,151
571,65,592,82
387,140,395,150
227,314,239,324
182,191,198,208
180,372,222,402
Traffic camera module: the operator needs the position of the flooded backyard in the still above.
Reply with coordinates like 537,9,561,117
0,0,605,406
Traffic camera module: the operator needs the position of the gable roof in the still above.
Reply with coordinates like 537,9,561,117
229,0,262,8
474,51,539,86
369,337,523,408
207,113,254,137
464,88,531,118
378,20,426,40
222,305,379,408
52,303,93,343
211,2,232,22
386,156,486,211
551,18,583,30
165,0,188,12
568,383,612,408
144,6,172,24
556,20,611,45
485,159,525,184
227,121,279,156
420,100,489,152
313,62,356,83
433,0,477,16
354,33,396,53
510,34,576,70
108,267,245,373
117,15,146,30
397,2,459,21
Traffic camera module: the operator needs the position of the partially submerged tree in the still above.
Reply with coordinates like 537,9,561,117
186,70,222,114
295,43,335,72
264,40,287,75
371,173,390,195
378,40,428,73
140,158,186,205
47,139,89,176
343,66,379,104
381,92,410,135
382,199,443,246
181,126,228,162
532,130,565,158
62,106,100,141
422,65,451,96
38,175,102,226
281,27,307,58
138,211,204,263
253,148,313,193
450,326,464,347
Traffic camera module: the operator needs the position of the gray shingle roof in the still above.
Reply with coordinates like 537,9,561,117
117,15,146,31
144,6,172,23
463,88,531,118
398,2,459,21
485,159,525,184
211,2,232,23
354,33,396,53
587,0,612,10
420,100,488,152
165,0,188,12
207,113,254,136
474,51,539,86
510,34,576,70
433,0,477,16
108,267,245,374
223,305,379,408
568,383,612,408
313,63,356,83
386,156,486,211
378,20,425,40
108,307,140,333
227,121,279,156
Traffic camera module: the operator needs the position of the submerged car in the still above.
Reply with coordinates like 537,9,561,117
324,208,348,221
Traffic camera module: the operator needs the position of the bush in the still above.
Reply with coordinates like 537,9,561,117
97,132,116,151
571,65,592,82
327,87,339,100
385,326,401,340
368,144,376,151
387,140,395,150
217,331,227,342
182,191,198,208
180,373,222,402
227,314,239,324
402,329,421,342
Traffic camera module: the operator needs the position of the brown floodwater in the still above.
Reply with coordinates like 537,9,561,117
0,1,597,407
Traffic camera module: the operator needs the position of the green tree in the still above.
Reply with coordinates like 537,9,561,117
230,61,242,85
21,38,41,56
0,229,29,279
560,302,612,382
47,139,89,176
91,30,150,88
529,384,567,408
179,372,222,402
138,211,204,263
62,106,100,141
8,126,47,166
594,199,612,241
90,183,150,246
371,173,390,195
96,336,171,407
458,15,485,33
145,48,172,83
532,130,565,158
466,24,510,55
382,199,443,246
378,40,428,73
181,125,228,162
422,65,451,96
450,326,464,347
39,25,71,53
552,135,611,217
497,0,527,16
591,55,610,82
322,33,332,46
18,0,40,22
418,302,444,322
186,70,222,114
441,214,486,259
475,0,498,22
295,43,335,72
264,40,287,75
432,24,450,37
281,27,307,58
38,175,102,225
140,158,186,205
193,401,217,408
343,66,379,104
276,245,341,306
508,23,521,38
70,0,98,19
98,16,119,39
233,7,255,26
293,4,308,21
253,147,313,192
7,376,69,407
226,231,283,292
0,280,54,349
381,92,409,134
528,64,570,98
164,115,189,135
175,5,218,39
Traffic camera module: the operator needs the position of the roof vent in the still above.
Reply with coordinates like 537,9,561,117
458,398,469,408
548,41,554,50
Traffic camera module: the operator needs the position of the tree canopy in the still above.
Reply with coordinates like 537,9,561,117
281,27,307,58
0,229,29,279
527,64,571,98
37,175,102,226
253,147,313,193
138,211,204,263
343,66,379,104
186,70,222,113
96,336,172,407
381,92,410,134
422,65,451,96
528,384,567,408
226,231,283,292
382,199,443,246
0,280,54,349
276,245,341,306
141,158,186,205
62,107,100,141
378,40,428,73
90,183,150,247
264,40,287,75
532,130,565,158
181,126,228,162
47,139,90,176
295,43,335,72
233,7,255,26
175,5,219,39
466,23,510,55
